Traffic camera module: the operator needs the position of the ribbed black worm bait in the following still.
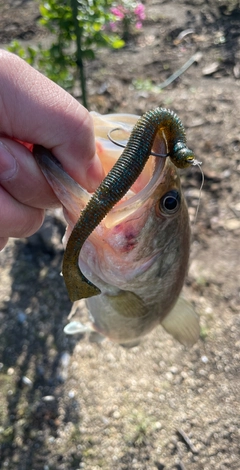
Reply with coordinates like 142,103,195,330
38,108,195,302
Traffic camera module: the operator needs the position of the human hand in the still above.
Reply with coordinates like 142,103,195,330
0,50,104,251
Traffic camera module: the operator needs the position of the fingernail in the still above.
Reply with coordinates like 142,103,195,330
86,154,105,192
0,141,18,181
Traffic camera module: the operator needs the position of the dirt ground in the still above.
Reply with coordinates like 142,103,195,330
0,0,240,469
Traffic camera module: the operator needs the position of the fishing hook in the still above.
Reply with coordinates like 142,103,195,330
108,127,170,158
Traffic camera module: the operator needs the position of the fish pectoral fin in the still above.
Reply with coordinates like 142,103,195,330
63,321,92,335
161,297,200,347
106,291,146,318
64,321,105,343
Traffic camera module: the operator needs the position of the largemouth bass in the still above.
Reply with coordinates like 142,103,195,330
34,109,199,347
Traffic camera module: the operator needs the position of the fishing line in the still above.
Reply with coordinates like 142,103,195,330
108,128,169,158
191,159,204,226
108,128,203,224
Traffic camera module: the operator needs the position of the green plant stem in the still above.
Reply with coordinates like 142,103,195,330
70,0,88,108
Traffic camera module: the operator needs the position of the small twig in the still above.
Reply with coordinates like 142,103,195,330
176,428,199,454
171,437,187,470
229,205,240,219
71,0,88,108
157,52,202,90
175,28,194,44
176,461,187,470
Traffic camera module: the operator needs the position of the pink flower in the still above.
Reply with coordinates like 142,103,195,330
134,3,145,21
110,6,125,20
110,2,145,32
135,20,143,29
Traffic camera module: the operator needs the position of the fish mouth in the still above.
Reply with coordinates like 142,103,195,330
92,112,167,228
104,154,165,228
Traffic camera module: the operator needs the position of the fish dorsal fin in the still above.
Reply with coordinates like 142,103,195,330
161,297,200,347
106,291,146,318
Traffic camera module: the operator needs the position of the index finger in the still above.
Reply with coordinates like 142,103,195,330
0,50,104,191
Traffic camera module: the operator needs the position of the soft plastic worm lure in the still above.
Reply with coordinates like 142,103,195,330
35,107,195,302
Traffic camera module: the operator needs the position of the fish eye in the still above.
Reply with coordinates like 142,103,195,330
159,190,181,215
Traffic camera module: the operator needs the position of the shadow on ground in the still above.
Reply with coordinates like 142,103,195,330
0,216,83,469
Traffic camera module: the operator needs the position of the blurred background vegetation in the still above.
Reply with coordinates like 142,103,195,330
8,0,145,108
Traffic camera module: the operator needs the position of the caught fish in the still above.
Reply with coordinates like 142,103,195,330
34,108,200,347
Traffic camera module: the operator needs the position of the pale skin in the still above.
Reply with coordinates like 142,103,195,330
0,50,104,251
